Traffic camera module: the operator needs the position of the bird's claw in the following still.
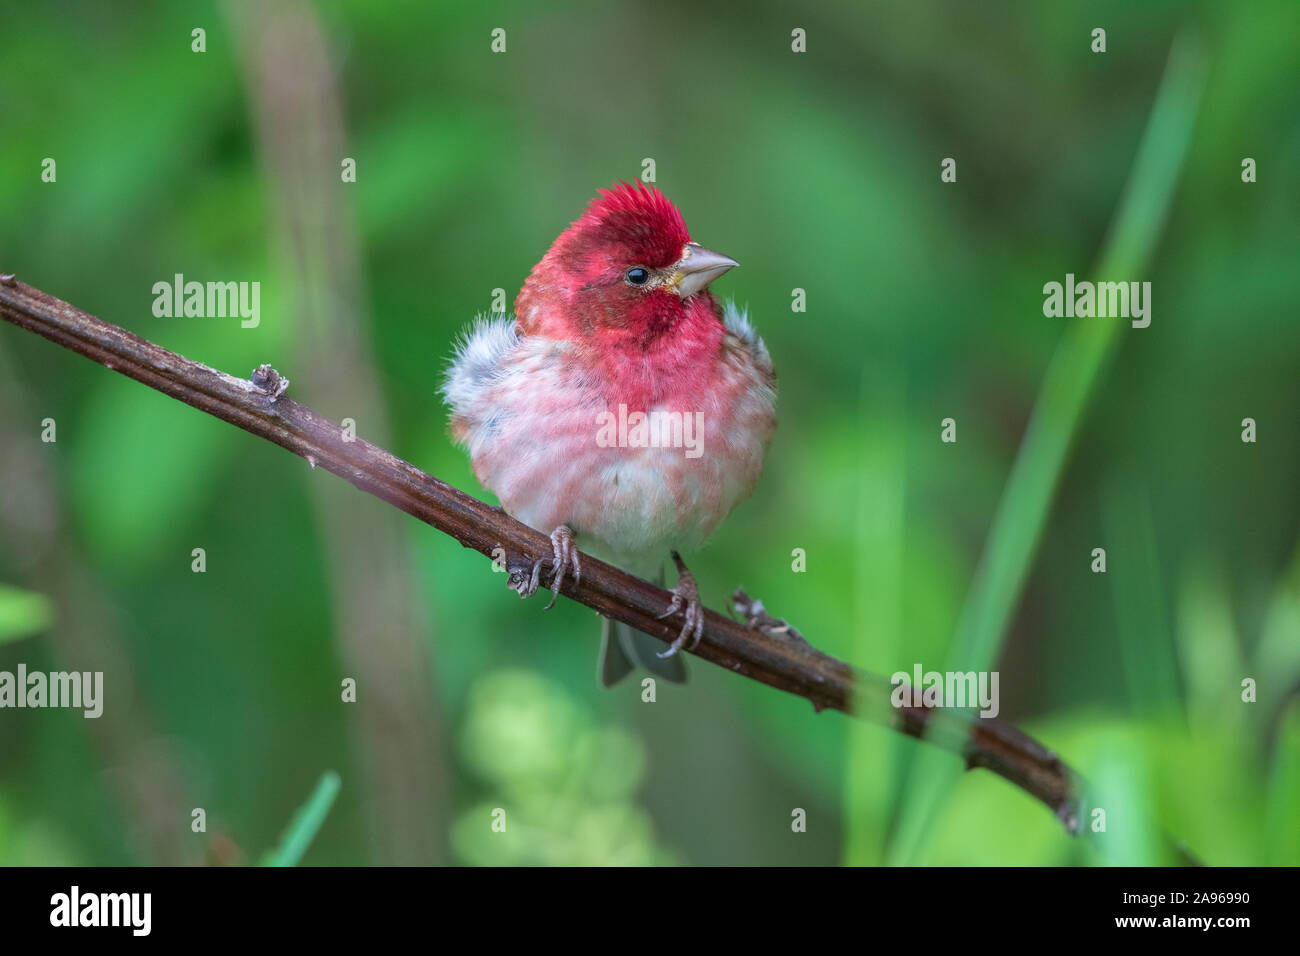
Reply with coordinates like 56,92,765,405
656,551,704,658
541,524,581,609
508,560,544,598
509,525,581,608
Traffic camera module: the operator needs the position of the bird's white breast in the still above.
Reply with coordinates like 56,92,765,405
443,302,775,576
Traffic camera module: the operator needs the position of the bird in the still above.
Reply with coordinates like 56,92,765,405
442,181,776,685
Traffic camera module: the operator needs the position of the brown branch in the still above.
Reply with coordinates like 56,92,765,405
0,274,1088,835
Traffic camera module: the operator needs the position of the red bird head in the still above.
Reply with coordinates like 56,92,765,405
516,182,738,348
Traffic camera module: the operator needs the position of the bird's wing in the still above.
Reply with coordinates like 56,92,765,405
441,314,522,417
720,300,775,382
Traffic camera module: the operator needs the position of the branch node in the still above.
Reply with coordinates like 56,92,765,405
1056,803,1081,836
730,587,810,646
251,363,290,400
507,556,541,597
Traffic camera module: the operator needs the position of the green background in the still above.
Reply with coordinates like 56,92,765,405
0,0,1296,865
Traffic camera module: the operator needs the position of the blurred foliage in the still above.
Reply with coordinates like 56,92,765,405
0,0,1296,865
0,585,53,645
451,670,672,865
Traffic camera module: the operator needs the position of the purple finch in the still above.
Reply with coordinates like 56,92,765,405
444,182,776,684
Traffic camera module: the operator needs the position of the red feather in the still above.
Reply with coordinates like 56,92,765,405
517,182,702,341
574,181,692,268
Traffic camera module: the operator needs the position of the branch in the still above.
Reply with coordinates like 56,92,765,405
0,274,1086,834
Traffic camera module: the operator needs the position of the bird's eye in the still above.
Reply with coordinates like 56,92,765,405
625,267,650,286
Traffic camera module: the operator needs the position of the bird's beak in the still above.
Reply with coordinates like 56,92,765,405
672,243,738,298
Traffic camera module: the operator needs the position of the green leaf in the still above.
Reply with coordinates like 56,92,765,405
70,379,235,568
0,583,53,645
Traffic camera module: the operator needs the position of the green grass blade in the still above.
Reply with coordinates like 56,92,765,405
888,34,1209,865
260,771,342,867
843,364,907,865
1102,476,1180,714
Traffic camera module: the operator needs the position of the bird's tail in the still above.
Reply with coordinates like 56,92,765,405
599,617,688,686
598,566,687,686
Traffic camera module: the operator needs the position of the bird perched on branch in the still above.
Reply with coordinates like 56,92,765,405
443,182,776,685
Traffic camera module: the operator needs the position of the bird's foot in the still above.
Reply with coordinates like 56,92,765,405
509,524,581,608
656,551,704,658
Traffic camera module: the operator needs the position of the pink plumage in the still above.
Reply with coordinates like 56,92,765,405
444,183,776,683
